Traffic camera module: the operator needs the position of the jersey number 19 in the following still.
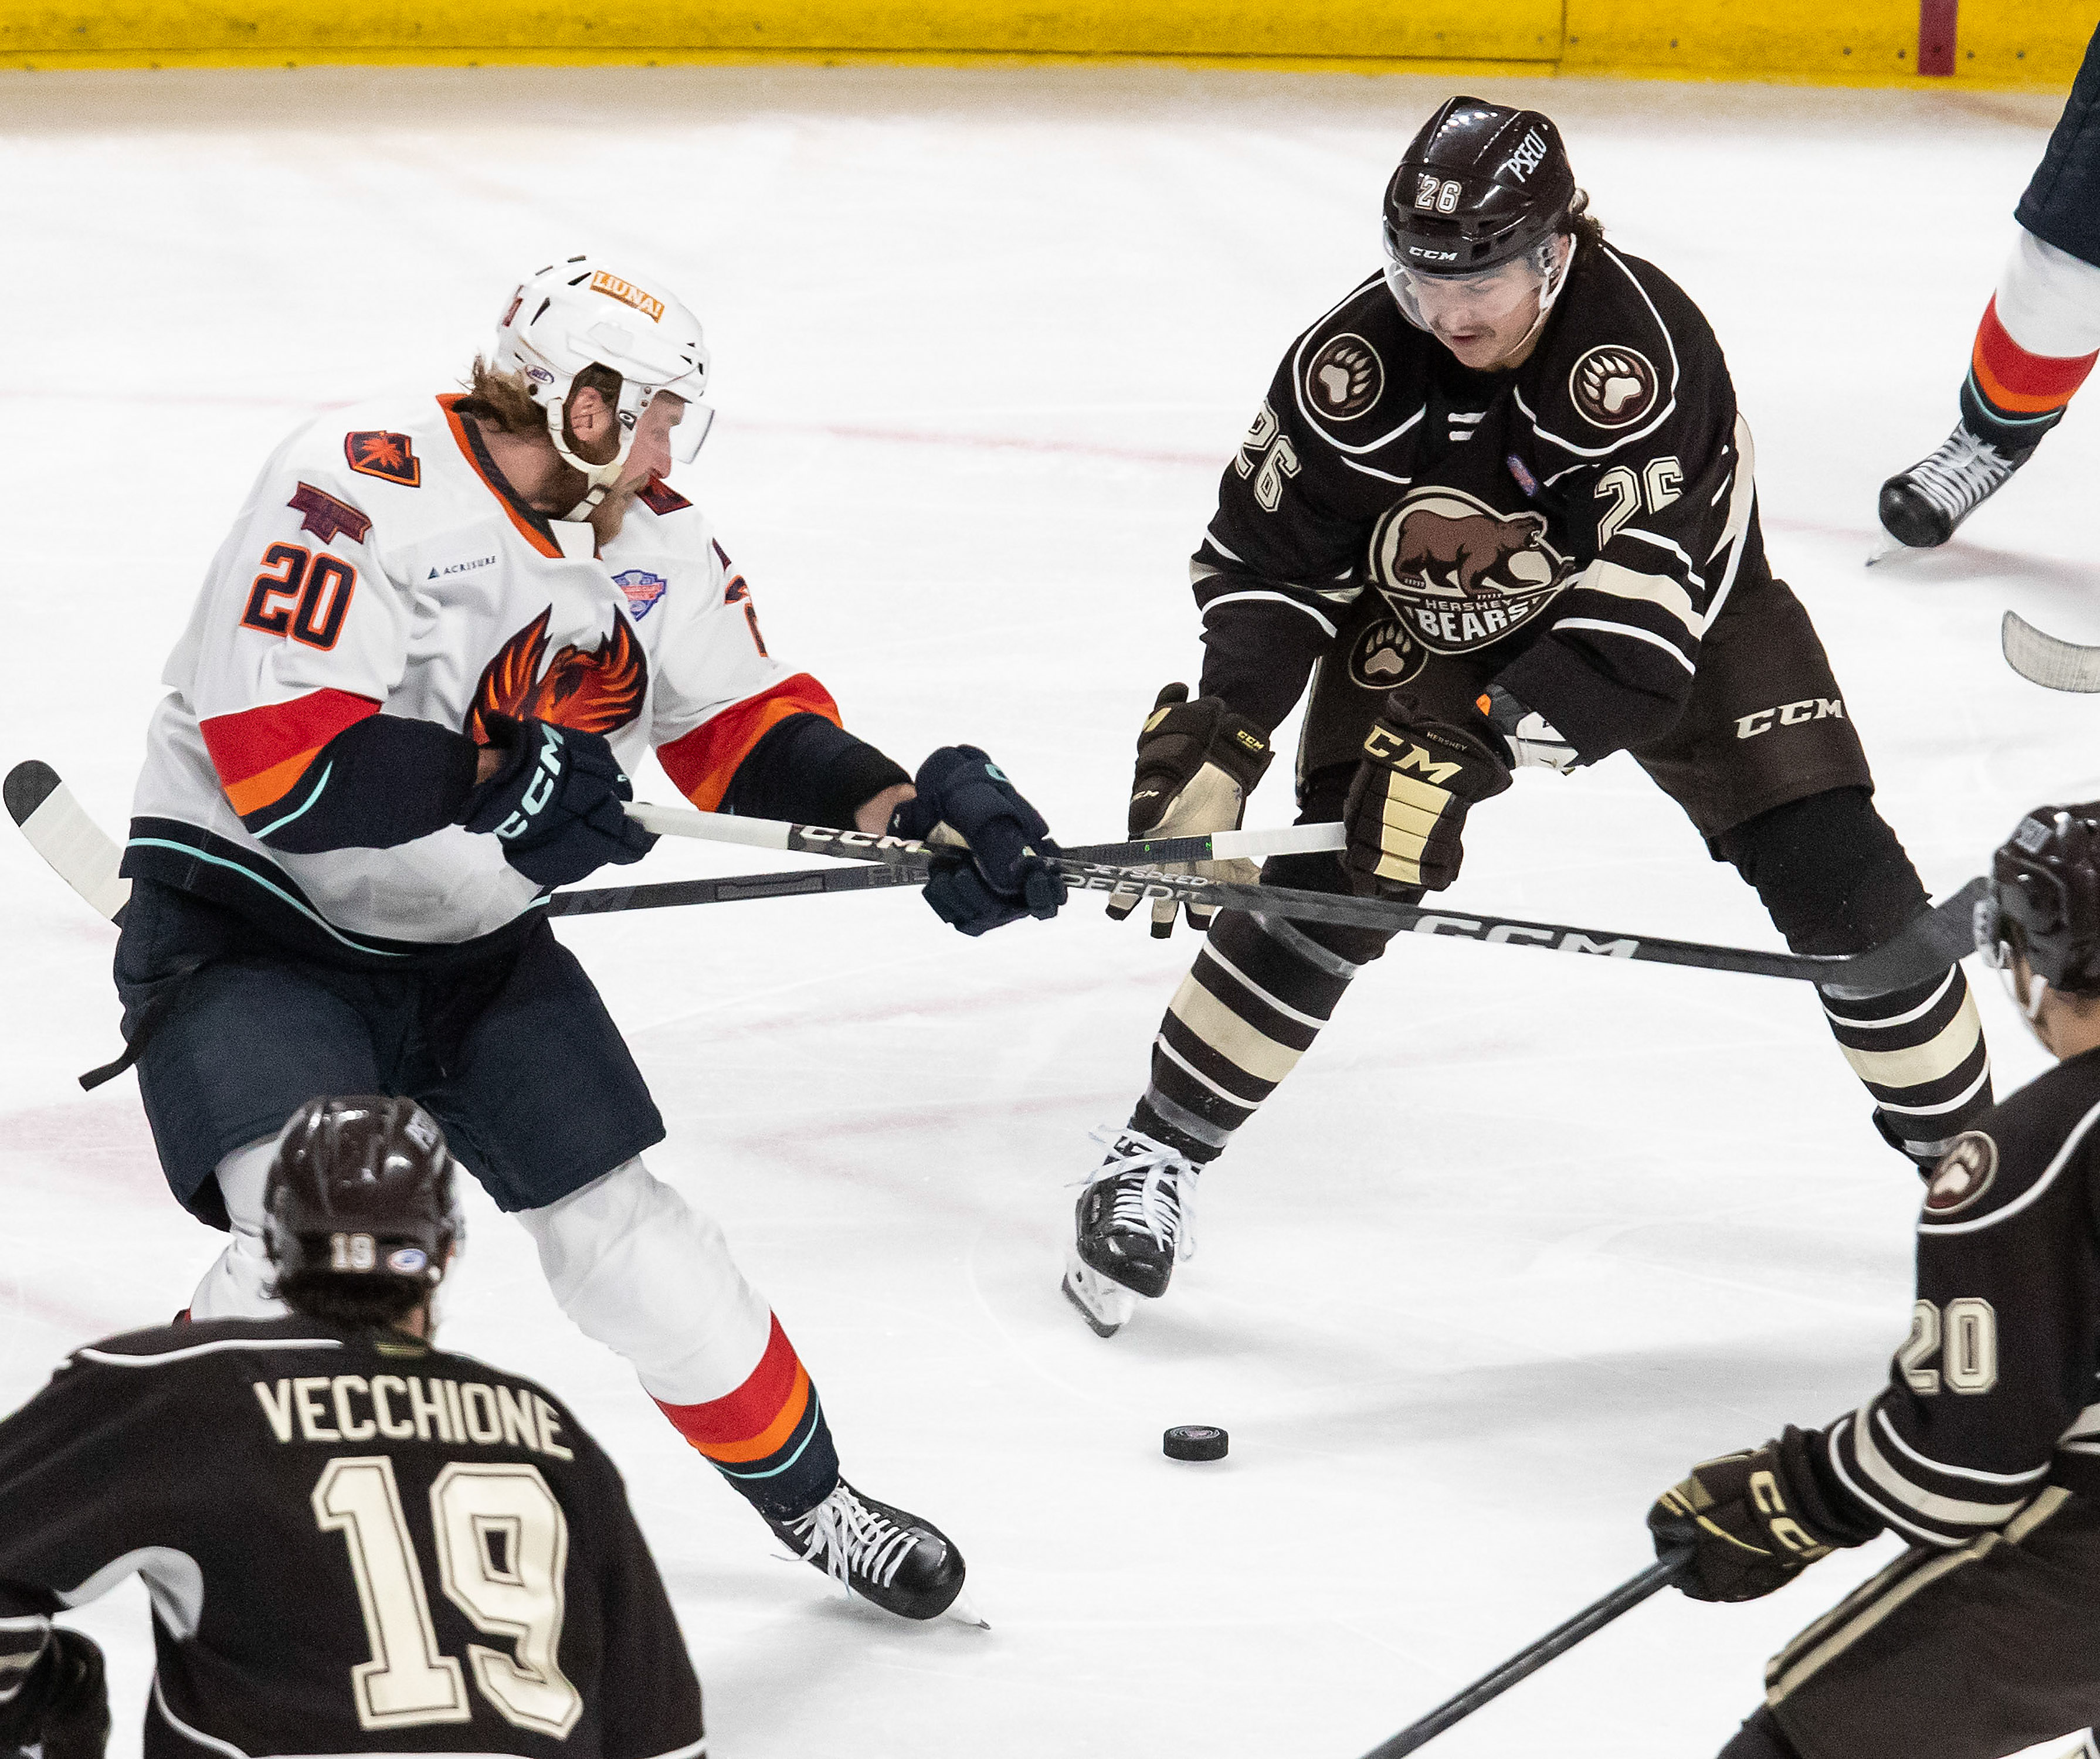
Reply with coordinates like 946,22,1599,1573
313,1456,584,1737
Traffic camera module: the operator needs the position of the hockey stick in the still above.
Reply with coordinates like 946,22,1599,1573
558,847,1987,1002
4,760,130,923
2002,609,2100,692
1356,1552,1690,1757
8,760,1984,1000
623,799,1346,870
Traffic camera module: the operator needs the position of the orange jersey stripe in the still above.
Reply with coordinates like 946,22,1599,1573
658,673,842,811
199,689,378,814
439,393,564,561
686,1366,813,1465
223,743,330,817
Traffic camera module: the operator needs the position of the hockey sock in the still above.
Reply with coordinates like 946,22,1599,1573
653,1316,842,1522
1718,788,1992,1164
1959,233,2100,451
1960,297,2093,451
1132,901,1393,1162
1821,967,1990,1164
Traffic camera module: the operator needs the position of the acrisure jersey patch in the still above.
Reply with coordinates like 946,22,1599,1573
1569,345,1659,430
1923,1132,1999,1217
1304,334,1384,422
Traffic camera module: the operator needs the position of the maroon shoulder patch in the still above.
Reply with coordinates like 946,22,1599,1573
287,483,372,546
637,476,691,516
345,430,421,487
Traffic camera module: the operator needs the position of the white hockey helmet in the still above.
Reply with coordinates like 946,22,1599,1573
491,254,714,509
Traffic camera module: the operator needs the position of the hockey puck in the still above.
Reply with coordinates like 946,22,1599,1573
1163,1425,1229,1462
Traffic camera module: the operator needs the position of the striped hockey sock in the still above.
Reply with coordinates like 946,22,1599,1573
1820,967,1992,1165
1132,907,1387,1161
652,1314,841,1522
1961,294,2098,453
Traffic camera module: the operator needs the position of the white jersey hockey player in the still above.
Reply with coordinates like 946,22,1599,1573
107,255,1066,1621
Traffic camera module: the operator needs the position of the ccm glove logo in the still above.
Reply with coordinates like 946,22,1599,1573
1362,727,1463,785
496,725,566,840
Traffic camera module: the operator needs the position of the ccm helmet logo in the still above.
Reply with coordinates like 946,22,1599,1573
1407,246,1460,263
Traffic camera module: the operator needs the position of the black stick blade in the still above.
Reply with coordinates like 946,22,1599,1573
4,759,61,827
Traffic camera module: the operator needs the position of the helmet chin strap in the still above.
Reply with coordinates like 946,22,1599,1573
1494,230,1577,367
547,399,636,521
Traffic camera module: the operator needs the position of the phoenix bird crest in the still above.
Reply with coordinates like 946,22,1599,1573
467,607,647,743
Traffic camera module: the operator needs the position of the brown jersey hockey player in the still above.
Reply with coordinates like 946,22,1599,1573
0,1097,710,1759
1649,802,2100,1759
1064,97,1992,1337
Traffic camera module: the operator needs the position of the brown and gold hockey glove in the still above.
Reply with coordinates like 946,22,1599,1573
1647,1428,1875,1603
1341,690,1511,897
1107,684,1273,936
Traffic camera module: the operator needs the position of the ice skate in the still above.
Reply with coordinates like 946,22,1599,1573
769,1478,978,1624
1061,1251,1138,1337
1063,1130,1199,1334
1874,422,2034,555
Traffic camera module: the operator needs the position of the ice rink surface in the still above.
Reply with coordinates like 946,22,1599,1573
1,60,2095,1758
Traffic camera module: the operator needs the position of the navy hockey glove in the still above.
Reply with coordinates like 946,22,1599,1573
890,746,1066,936
1648,1428,1876,1603
1342,690,1511,897
457,714,657,889
1107,683,1273,936
0,1630,110,1759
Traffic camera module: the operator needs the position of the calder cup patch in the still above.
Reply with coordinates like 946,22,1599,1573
1305,334,1384,422
1923,1132,1999,1217
1569,345,1660,430
1367,487,1576,656
613,569,669,620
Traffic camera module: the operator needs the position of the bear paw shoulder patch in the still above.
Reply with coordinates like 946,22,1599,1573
1305,334,1384,422
1923,1132,1999,1217
1568,346,1658,431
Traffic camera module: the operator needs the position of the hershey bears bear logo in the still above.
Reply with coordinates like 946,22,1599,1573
1368,488,1575,657
1568,346,1658,430
1923,1132,1999,1217
1305,335,1383,422
467,607,647,743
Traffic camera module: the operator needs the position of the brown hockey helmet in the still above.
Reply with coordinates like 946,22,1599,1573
1980,803,2100,994
263,1095,459,1288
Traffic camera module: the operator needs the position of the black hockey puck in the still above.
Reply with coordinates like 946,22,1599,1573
1163,1425,1229,1462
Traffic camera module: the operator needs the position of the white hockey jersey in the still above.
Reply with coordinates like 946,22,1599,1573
127,393,839,958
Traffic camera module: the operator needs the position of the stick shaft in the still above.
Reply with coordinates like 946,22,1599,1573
625,800,1345,870
1358,1557,1685,1759
549,841,1984,1000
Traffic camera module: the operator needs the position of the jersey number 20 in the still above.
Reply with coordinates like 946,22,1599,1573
313,1456,583,1736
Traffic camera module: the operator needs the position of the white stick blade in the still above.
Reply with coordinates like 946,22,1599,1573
1210,820,1347,860
2003,610,2100,693
8,765,130,921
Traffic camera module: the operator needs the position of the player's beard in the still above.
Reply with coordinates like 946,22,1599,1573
586,473,646,544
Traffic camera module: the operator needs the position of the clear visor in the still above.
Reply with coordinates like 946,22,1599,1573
1382,233,1568,341
620,387,714,464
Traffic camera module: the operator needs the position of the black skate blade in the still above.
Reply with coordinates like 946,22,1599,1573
1061,1272,1124,1338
